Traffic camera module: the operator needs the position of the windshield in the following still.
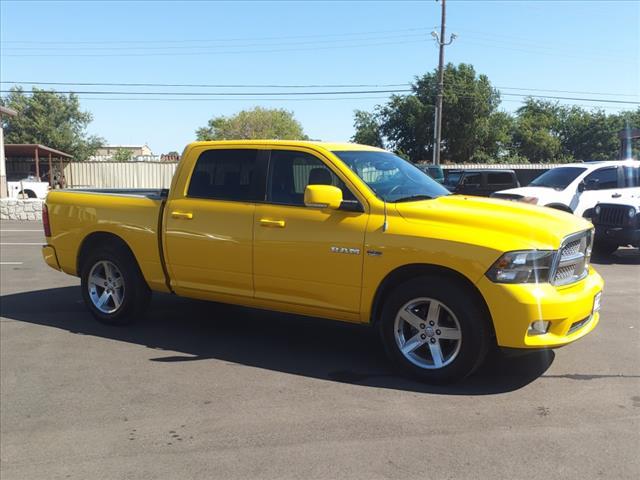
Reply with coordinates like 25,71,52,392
333,151,450,202
529,167,586,190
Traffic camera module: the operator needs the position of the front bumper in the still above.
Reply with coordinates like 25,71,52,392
594,225,640,247
42,245,61,271
476,267,603,349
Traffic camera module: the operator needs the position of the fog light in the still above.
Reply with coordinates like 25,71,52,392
528,320,550,335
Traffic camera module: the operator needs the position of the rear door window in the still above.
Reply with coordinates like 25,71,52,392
584,167,619,190
487,172,514,186
267,150,357,207
187,149,265,201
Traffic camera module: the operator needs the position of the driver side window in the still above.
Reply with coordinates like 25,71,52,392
584,167,618,190
267,150,357,207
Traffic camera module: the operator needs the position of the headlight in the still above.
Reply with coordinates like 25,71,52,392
486,250,555,284
629,208,636,218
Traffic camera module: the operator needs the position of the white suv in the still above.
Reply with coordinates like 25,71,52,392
492,160,640,217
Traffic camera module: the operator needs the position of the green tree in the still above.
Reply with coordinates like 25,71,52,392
512,99,566,163
379,94,433,161
0,87,104,160
352,63,502,162
112,148,133,162
196,107,308,140
351,110,384,147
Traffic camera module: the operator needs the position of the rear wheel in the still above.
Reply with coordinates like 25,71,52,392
378,276,491,384
80,246,150,325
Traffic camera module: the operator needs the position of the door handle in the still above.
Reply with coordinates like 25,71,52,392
260,219,286,228
171,211,193,220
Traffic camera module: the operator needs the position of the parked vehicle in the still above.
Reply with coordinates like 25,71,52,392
444,169,519,196
590,192,640,255
492,160,640,217
7,176,49,199
42,140,603,383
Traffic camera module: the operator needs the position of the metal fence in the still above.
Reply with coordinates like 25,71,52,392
64,161,178,189
8,159,561,190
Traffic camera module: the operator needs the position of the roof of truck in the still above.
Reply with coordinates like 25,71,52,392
186,140,386,152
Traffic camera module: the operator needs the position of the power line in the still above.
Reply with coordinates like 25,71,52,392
2,32,428,51
2,89,638,105
0,81,411,89
1,27,430,45
0,88,413,96
3,81,638,99
2,39,427,57
74,96,395,102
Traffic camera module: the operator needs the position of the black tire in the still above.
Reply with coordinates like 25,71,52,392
80,245,151,325
593,240,618,257
378,276,491,384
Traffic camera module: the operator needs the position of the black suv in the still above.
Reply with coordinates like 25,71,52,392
444,169,520,196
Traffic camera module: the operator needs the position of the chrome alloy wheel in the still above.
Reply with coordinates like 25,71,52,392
87,260,125,314
393,297,462,369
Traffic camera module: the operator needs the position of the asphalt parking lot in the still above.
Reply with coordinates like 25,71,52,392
1,219,639,480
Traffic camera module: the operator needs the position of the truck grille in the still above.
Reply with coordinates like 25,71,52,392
551,230,593,286
597,205,628,226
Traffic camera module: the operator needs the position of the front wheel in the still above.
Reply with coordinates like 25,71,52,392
378,276,491,384
80,246,150,325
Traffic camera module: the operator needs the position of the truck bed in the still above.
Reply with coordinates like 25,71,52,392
45,188,170,292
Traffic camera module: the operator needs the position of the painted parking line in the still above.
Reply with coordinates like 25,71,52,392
0,262,24,265
0,230,42,232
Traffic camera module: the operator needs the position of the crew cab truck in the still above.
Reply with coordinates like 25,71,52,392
42,141,604,383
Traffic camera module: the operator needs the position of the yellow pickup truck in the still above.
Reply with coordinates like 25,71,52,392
42,140,603,383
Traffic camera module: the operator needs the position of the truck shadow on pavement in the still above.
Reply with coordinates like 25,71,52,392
1,286,556,395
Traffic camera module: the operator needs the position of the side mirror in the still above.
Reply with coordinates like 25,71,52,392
577,181,586,193
304,185,343,210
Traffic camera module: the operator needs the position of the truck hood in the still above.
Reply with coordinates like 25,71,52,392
394,195,592,250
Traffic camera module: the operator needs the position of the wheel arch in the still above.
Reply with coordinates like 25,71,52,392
77,231,139,277
369,263,495,336
19,189,37,198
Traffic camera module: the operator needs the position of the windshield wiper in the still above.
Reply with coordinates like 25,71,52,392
393,194,435,203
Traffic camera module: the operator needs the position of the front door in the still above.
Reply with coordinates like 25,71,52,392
253,148,368,316
164,147,266,298
573,166,622,216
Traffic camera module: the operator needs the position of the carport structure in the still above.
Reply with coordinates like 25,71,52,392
4,144,72,188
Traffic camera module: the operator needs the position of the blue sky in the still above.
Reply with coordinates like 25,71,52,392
1,0,638,154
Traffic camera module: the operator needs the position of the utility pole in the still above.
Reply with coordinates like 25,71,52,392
431,0,456,165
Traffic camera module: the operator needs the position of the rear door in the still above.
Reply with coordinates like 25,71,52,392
163,147,267,298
